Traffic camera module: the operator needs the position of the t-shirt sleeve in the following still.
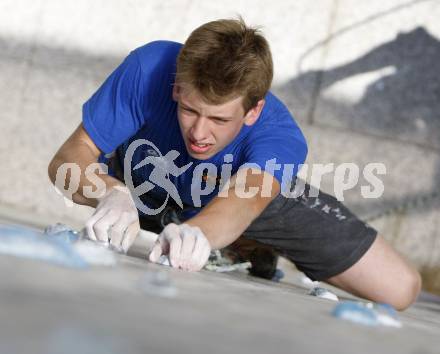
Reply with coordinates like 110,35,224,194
82,51,149,154
241,121,308,186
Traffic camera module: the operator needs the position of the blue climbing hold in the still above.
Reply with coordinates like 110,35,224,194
332,301,402,327
332,301,378,326
0,224,88,269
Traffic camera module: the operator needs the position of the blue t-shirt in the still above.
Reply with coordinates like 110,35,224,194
83,40,307,211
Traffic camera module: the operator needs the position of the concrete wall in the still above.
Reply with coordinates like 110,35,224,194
1,0,439,291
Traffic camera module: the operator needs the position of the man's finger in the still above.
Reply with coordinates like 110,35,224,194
179,227,196,270
149,241,164,263
189,236,208,271
196,245,211,271
163,224,182,268
109,212,137,249
121,221,141,253
84,208,107,241
93,210,120,243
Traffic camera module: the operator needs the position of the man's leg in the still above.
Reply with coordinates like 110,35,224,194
325,235,421,311
241,182,422,310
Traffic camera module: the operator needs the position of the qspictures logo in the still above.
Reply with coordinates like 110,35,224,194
54,138,386,215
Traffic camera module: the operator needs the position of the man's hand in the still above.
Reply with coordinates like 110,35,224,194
149,223,211,271
85,185,140,252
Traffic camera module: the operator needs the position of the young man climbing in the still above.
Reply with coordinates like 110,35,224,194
48,18,421,310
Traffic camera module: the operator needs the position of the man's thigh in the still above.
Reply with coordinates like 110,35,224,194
326,235,421,310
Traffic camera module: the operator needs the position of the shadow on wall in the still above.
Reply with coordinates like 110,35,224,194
278,26,440,217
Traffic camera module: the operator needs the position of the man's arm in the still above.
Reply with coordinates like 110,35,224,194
48,123,121,207
48,123,140,251
186,168,280,249
149,168,281,270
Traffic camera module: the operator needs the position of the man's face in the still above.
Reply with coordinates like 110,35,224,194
173,84,263,160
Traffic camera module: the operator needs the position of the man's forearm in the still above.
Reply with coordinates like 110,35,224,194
48,125,123,208
186,171,280,250
185,197,256,249
48,144,121,207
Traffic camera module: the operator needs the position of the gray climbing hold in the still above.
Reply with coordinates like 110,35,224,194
139,271,177,298
308,287,339,301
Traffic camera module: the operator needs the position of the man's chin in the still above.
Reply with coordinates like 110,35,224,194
186,149,214,160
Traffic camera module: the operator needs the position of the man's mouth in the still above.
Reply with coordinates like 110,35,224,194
188,138,213,154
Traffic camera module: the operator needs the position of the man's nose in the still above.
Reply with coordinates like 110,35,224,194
191,116,209,141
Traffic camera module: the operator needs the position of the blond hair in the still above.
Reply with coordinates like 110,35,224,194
176,17,273,112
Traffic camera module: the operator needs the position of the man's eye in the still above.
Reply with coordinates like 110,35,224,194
182,107,196,114
214,118,228,123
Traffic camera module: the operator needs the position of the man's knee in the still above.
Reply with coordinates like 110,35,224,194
390,268,422,311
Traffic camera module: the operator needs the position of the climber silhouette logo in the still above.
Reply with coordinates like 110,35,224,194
124,139,192,215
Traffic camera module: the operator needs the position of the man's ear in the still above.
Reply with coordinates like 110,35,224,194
244,99,265,126
172,84,180,102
